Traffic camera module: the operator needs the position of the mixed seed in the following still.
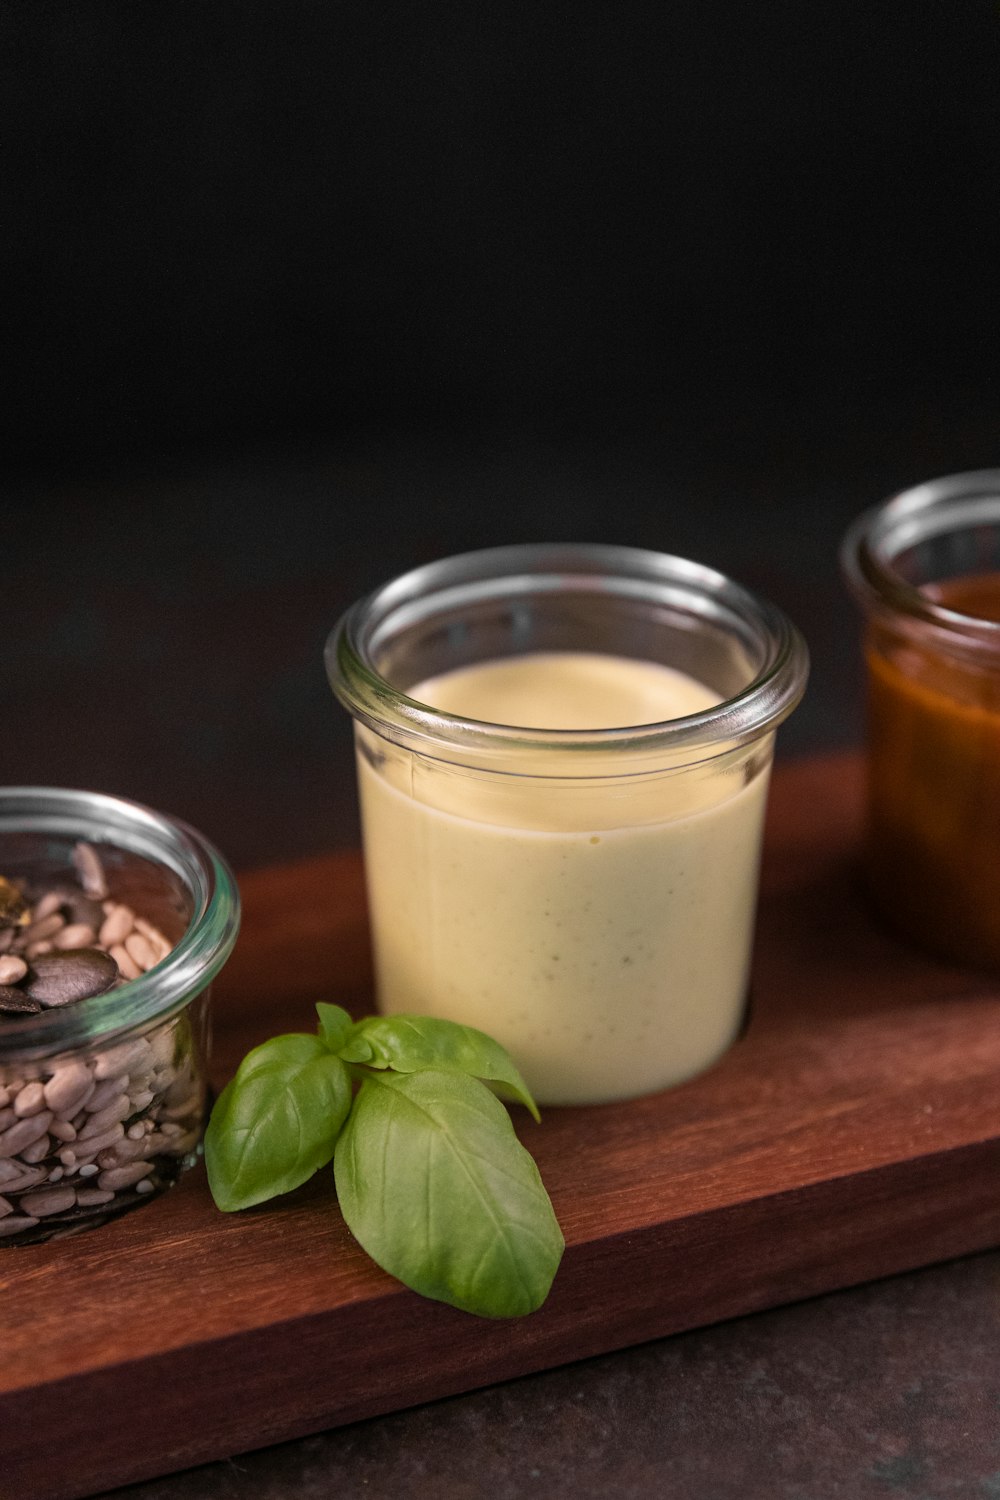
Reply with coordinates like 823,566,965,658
0,844,204,1242
0,841,172,1016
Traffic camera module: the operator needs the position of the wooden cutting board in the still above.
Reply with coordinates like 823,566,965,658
4,753,1000,1500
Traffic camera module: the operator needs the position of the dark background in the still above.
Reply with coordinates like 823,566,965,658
3,1,1000,862
5,12,1000,1499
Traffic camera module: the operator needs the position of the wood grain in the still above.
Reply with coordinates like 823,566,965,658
3,752,1000,1500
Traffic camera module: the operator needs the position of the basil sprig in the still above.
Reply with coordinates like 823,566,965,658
204,1006,564,1319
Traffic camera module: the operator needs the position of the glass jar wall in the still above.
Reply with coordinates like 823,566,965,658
0,788,239,1243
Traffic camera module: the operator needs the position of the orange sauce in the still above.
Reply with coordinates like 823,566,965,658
866,571,1000,967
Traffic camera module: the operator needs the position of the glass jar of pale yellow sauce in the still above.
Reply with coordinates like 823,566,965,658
327,545,807,1105
844,470,1000,970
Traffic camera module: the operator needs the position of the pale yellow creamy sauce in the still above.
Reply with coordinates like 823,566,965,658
357,652,769,1104
411,651,717,729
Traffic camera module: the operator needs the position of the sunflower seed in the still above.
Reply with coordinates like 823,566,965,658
43,1061,93,1116
13,1081,45,1118
75,1187,114,1207
0,1216,40,1236
52,923,97,951
0,1111,53,1156
109,943,141,981
0,956,27,986
98,904,134,948
19,912,65,947
124,932,159,972
97,1162,154,1190
73,842,108,899
19,1186,76,1217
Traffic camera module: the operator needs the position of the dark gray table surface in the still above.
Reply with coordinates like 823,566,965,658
110,1253,1000,1500
6,414,1000,1499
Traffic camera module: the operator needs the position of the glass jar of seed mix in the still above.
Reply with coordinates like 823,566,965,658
0,787,239,1244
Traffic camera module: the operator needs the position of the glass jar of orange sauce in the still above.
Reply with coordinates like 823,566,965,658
843,470,1000,970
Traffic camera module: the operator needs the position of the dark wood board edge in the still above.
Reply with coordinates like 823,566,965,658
6,1135,999,1500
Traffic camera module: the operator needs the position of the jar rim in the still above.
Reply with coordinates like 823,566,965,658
842,469,1000,645
0,787,240,1060
326,543,809,766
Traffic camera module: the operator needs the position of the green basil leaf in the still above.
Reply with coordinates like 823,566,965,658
352,1014,540,1121
334,1070,563,1318
337,1032,375,1064
316,1002,354,1052
205,1033,352,1211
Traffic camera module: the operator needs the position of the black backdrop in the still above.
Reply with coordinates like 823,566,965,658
5,1,999,463
3,3,1000,862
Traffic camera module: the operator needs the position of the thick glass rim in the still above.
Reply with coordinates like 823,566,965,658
326,543,809,765
0,787,240,1059
842,469,1000,645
